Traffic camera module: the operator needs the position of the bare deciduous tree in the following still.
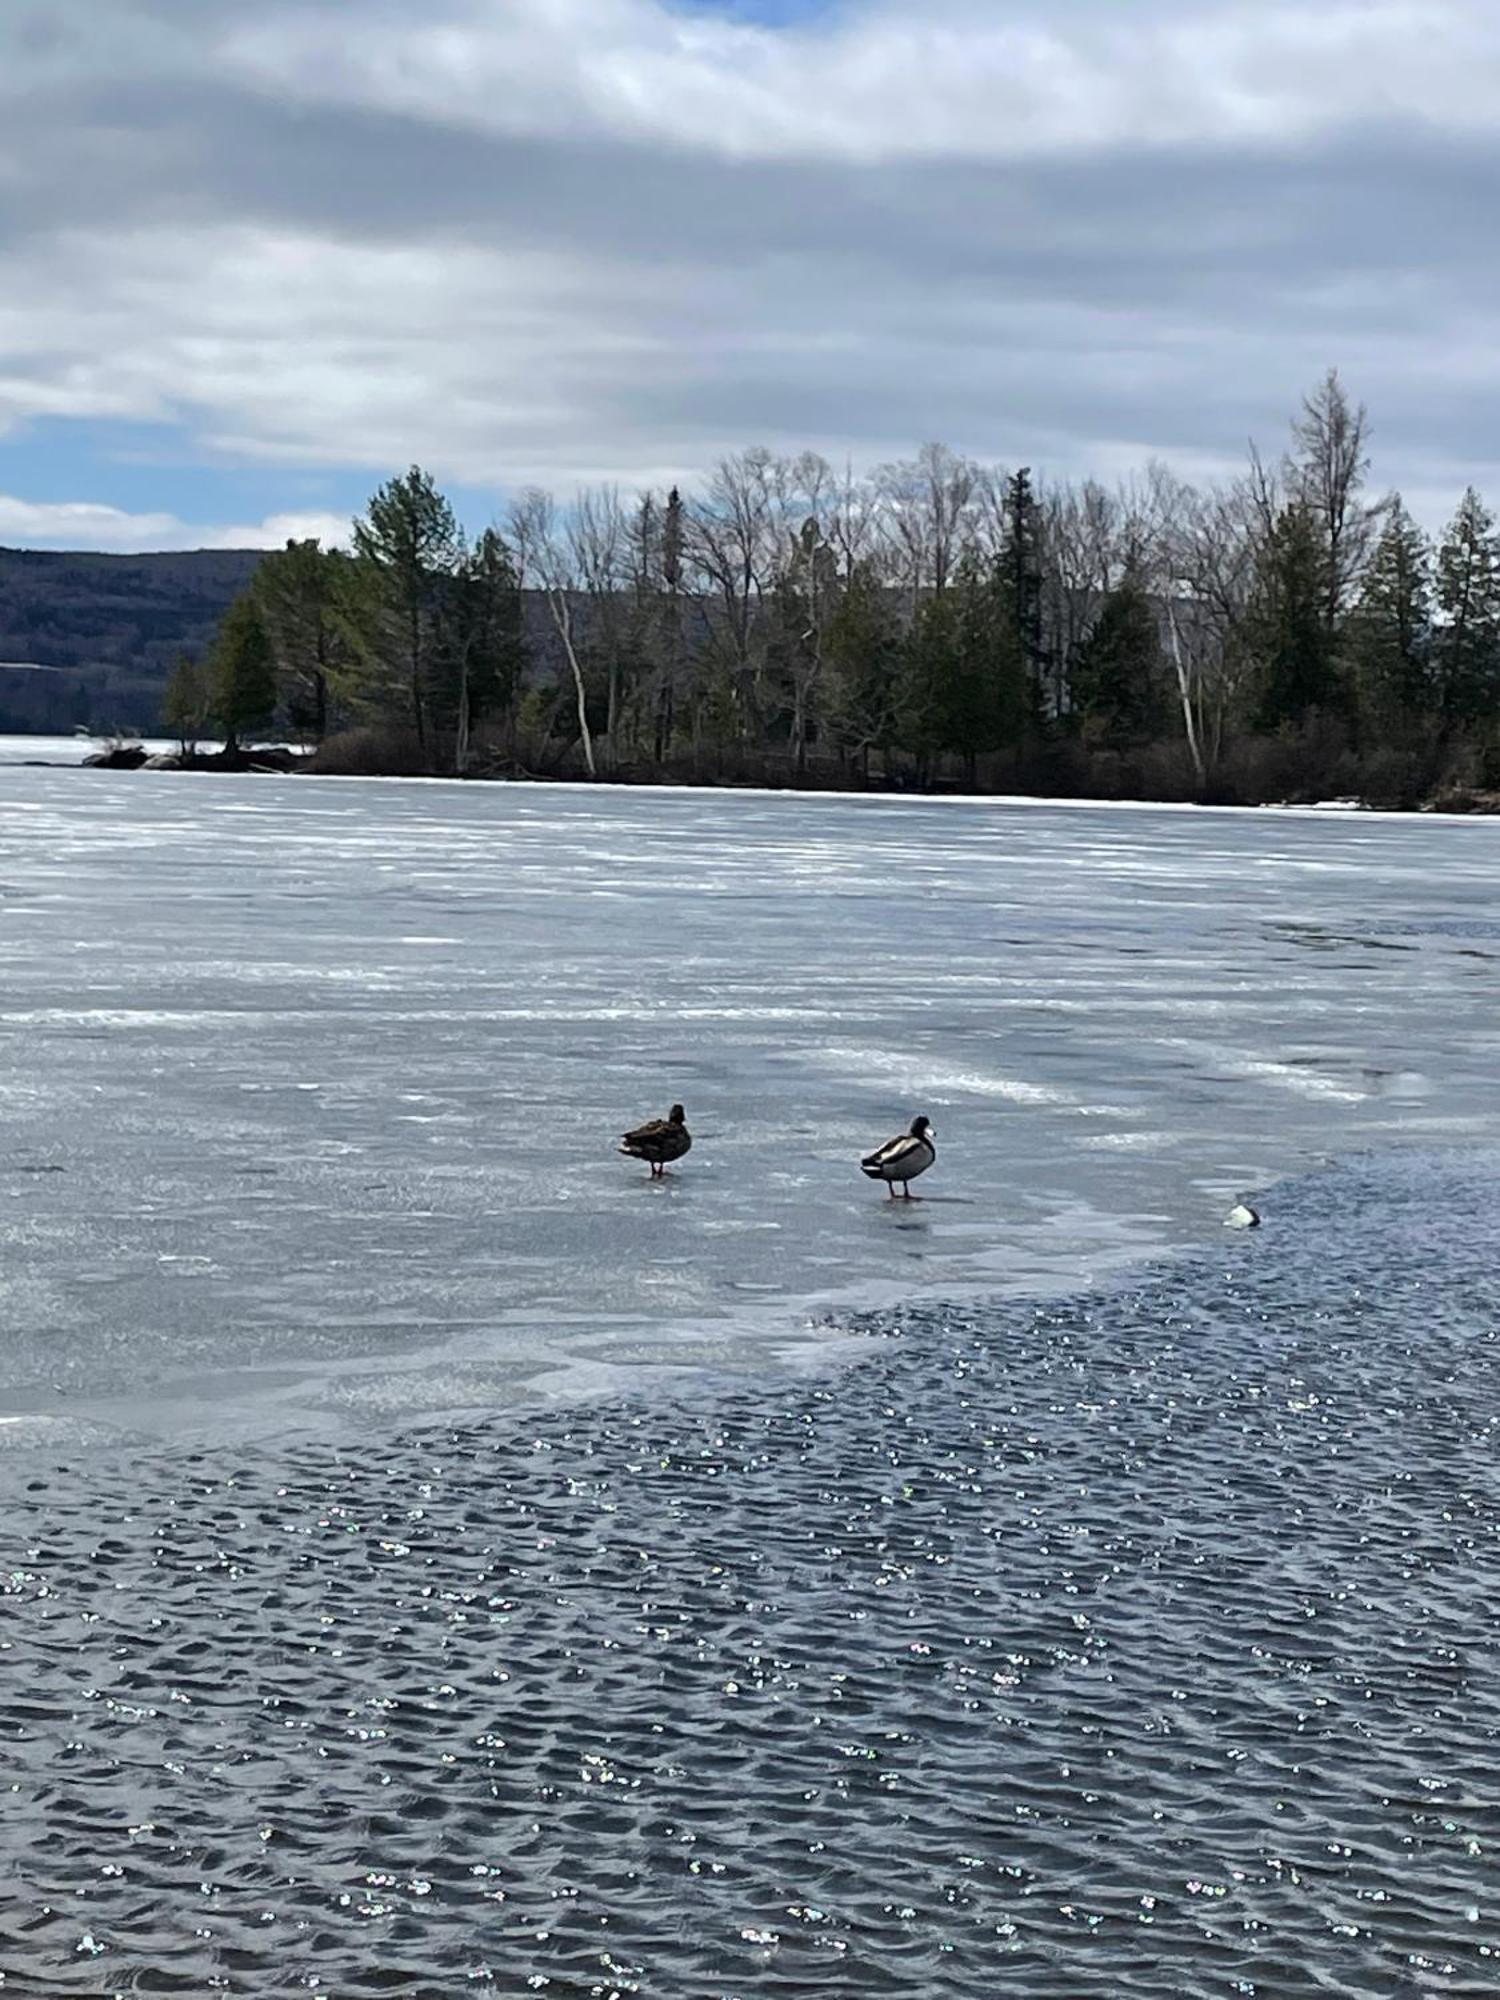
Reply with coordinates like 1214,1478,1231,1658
568,487,628,763
1290,368,1385,631
686,449,786,744
1145,463,1259,786
1041,478,1120,716
875,442,980,607
508,488,596,779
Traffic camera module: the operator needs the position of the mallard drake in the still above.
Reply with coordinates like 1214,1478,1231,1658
861,1114,936,1198
620,1103,691,1177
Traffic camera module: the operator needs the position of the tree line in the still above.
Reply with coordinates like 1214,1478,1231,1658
171,373,1500,805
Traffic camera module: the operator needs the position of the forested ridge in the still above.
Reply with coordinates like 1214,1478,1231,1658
0,547,262,736
49,373,1500,806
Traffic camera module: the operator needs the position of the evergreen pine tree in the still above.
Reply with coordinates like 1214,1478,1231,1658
252,538,353,741
662,486,684,594
1252,502,1341,729
208,595,278,754
825,560,902,781
1346,499,1432,721
957,549,1030,760
1433,487,1500,724
1071,567,1167,745
905,586,965,779
899,554,1028,782
1000,468,1048,706
351,466,462,748
654,486,686,761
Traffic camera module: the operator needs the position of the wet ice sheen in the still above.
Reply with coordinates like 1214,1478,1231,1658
3,766,1500,1439
3,1152,1500,1996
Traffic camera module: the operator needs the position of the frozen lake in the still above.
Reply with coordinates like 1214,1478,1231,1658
3,759,1500,1444
6,755,1500,1995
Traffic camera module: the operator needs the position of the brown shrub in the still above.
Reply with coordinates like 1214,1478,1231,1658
303,726,432,777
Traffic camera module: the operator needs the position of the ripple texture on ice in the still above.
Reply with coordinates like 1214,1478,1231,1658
3,1150,1499,1996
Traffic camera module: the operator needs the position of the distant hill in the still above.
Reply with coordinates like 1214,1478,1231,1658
0,549,657,742
0,546,264,735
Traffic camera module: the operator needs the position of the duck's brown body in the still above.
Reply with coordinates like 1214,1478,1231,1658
621,1103,691,1177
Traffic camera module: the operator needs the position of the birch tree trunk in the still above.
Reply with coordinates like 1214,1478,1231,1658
509,488,598,780
554,591,597,779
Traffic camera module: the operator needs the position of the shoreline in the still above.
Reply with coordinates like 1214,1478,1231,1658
27,741,1500,823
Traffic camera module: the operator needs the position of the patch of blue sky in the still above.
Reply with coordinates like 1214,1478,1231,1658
674,0,839,24
0,417,341,521
0,416,506,544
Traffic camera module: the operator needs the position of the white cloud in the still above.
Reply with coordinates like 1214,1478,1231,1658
219,0,1500,160
199,511,354,551
0,497,182,549
0,493,349,553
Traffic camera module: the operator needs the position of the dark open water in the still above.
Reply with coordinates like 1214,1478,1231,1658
6,1147,1499,1997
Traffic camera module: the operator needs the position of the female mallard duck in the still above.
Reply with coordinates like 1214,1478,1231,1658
620,1103,691,1177
861,1114,936,1198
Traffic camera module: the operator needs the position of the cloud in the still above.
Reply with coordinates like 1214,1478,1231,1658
0,493,349,553
221,0,1500,161
198,511,354,552
1,0,1499,544
0,497,183,550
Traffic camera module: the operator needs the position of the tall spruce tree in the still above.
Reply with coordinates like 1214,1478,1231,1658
825,559,902,781
1347,499,1432,721
653,486,686,761
1252,501,1341,729
958,548,1031,760
1433,488,1500,724
1001,468,1048,707
905,585,965,779
903,553,1029,782
1070,566,1167,745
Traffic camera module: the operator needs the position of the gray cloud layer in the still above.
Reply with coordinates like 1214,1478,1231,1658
1,0,1497,543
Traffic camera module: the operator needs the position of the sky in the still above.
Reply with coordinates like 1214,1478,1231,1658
1,0,1498,551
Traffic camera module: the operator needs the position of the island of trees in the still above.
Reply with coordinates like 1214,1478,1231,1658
167,373,1500,809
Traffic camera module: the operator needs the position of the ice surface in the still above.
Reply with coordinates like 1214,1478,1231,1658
8,756,1500,1996
7,1147,1500,1995
2,754,1500,1441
